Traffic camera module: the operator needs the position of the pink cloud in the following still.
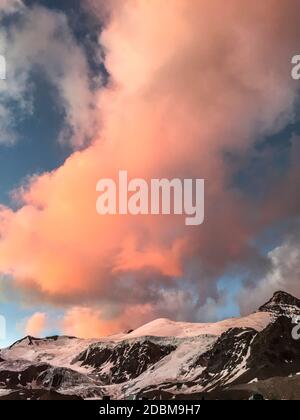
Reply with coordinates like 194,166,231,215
62,304,155,339
1,1,300,337
24,312,47,337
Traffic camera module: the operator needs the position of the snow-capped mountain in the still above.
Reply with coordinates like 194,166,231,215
0,291,300,400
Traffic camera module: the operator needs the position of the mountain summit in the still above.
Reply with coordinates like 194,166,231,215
259,290,300,317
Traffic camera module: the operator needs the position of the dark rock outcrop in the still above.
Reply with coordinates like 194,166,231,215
0,363,50,388
259,291,300,316
74,339,176,384
0,389,83,400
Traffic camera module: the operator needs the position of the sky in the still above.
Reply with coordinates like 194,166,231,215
1,0,300,347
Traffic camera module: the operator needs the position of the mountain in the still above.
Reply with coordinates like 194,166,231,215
0,291,300,400
259,290,300,318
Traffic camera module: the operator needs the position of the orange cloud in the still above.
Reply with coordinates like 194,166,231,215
25,312,47,337
62,307,120,339
62,304,156,338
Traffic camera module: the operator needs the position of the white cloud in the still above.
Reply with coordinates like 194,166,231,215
239,225,300,313
0,3,100,146
0,0,24,15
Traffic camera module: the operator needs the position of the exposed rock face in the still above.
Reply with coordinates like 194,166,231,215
190,316,300,392
0,363,50,388
241,316,300,382
136,315,300,399
194,328,257,391
8,335,77,349
1,290,300,400
36,366,97,390
74,339,176,384
0,389,83,400
259,291,300,318
8,336,43,348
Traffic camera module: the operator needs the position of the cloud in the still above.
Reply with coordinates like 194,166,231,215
1,0,300,337
83,0,121,22
0,0,24,15
239,220,300,314
24,312,46,337
62,304,156,338
0,2,100,146
62,307,119,339
61,289,212,338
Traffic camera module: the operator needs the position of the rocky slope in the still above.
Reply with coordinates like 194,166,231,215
0,290,299,400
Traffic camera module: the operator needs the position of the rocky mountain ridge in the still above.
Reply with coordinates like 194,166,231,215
0,290,299,400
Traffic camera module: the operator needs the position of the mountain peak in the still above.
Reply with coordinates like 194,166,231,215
9,335,40,348
8,335,78,350
259,290,300,315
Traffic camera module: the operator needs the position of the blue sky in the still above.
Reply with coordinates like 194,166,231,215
0,71,71,205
